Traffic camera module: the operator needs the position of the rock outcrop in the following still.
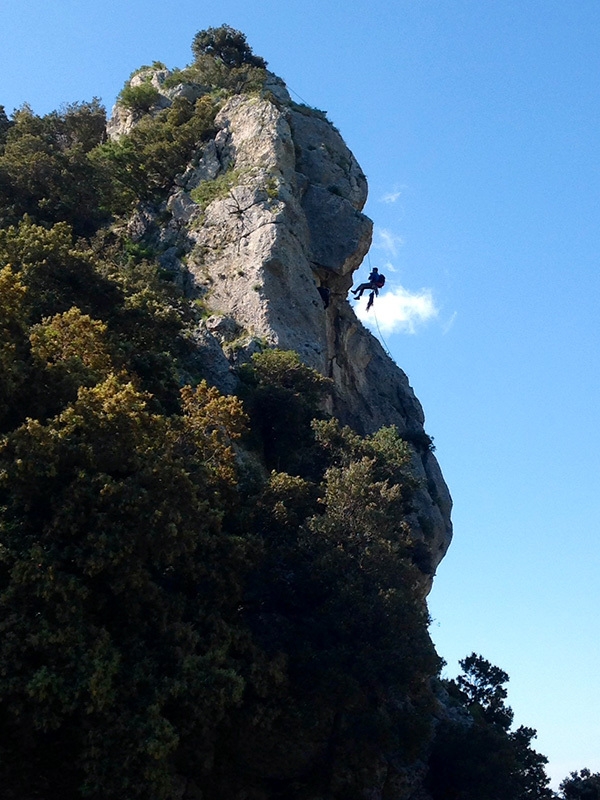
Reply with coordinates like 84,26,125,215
109,68,452,579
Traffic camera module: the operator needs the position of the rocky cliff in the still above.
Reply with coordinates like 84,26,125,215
110,65,452,580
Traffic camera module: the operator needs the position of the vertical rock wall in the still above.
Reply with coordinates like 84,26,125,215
111,72,452,576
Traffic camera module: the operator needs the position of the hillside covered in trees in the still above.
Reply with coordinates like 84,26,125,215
0,24,591,800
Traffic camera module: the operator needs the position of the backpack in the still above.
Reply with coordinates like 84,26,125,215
374,274,385,289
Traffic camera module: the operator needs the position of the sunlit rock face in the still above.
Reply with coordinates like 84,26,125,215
109,69,452,579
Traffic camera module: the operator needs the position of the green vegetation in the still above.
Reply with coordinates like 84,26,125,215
187,24,268,95
265,175,279,199
92,94,218,214
291,100,330,121
0,94,219,231
560,770,600,799
0,199,445,799
0,222,440,796
0,24,270,235
189,166,241,208
191,24,268,69
427,654,555,800
118,80,161,112
0,100,108,236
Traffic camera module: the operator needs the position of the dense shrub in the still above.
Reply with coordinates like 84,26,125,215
0,244,444,796
118,80,161,112
0,376,252,799
0,101,107,235
0,217,192,425
239,348,332,472
0,105,11,141
92,94,218,213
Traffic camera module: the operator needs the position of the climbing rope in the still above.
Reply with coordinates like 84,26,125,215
372,302,394,360
286,84,311,107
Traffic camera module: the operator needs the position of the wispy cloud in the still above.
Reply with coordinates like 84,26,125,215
380,184,407,204
381,189,403,204
354,284,438,335
374,228,404,258
442,311,457,335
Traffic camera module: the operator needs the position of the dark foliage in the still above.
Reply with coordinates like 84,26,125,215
238,348,332,473
192,24,268,69
0,101,107,236
426,655,554,800
0,105,14,141
0,211,442,795
0,218,191,429
0,92,218,237
561,770,600,800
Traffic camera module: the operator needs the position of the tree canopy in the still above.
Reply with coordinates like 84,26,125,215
561,770,600,800
192,24,268,68
427,655,554,800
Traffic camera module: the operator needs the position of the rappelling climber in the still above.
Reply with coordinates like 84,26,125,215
352,267,386,299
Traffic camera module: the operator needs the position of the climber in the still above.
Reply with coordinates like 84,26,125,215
317,285,331,309
352,267,385,299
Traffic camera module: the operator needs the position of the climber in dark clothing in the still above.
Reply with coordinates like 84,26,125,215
317,285,331,309
352,267,385,299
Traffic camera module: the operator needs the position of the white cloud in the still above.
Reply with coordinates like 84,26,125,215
380,183,407,204
374,228,404,258
381,189,402,204
354,284,438,335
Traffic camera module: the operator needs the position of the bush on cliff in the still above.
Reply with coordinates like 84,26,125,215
118,79,161,112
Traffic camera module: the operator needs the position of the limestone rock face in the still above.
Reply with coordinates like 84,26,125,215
106,103,139,139
108,72,452,577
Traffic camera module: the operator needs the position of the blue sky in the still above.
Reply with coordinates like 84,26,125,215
2,0,600,787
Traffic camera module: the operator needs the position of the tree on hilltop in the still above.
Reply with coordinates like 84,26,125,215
192,24,267,69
